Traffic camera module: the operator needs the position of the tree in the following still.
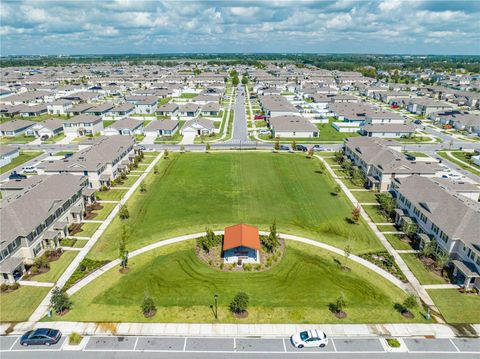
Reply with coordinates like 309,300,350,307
351,206,361,223
403,294,418,313
376,193,395,217
434,251,451,276
291,140,297,150
205,142,211,152
141,295,156,317
50,287,71,314
333,185,341,196
119,204,130,220
154,165,159,174
119,225,128,269
241,75,248,85
420,241,435,258
163,149,169,159
401,221,418,240
274,139,280,151
232,76,239,86
318,161,326,174
307,147,314,158
334,150,344,164
261,220,280,253
343,245,351,265
334,293,346,313
140,181,147,193
229,292,249,314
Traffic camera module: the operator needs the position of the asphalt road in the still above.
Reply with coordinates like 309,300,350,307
1,335,478,358
228,85,249,142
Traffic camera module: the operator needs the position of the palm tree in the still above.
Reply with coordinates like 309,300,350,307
435,251,451,276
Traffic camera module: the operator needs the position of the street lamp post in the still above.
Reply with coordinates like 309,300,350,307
214,294,218,319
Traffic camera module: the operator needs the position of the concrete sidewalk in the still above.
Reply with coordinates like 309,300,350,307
8,322,470,338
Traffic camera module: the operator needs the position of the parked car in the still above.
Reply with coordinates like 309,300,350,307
9,171,27,180
23,165,36,173
296,144,308,152
254,115,266,120
64,153,73,159
20,328,62,346
280,145,290,151
414,120,422,125
259,129,270,135
312,144,322,151
40,135,49,141
291,329,328,348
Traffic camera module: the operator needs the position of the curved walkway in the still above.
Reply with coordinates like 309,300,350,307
66,231,409,297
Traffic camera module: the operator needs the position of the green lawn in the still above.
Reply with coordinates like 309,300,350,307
42,133,66,144
0,135,35,144
0,151,43,175
403,151,429,158
50,240,420,323
112,175,139,188
73,240,88,248
89,153,382,261
384,234,412,250
428,289,480,324
180,93,198,99
96,189,128,201
103,120,115,128
400,254,445,285
0,286,50,322
76,222,102,238
362,205,392,223
91,202,116,220
29,251,78,283
437,151,480,176
377,224,398,232
351,191,378,203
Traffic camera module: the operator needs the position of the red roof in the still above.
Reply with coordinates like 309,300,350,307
223,224,260,251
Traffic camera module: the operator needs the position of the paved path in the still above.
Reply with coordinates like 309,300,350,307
65,231,408,298
422,284,461,290
17,280,54,287
27,151,164,322
316,155,442,321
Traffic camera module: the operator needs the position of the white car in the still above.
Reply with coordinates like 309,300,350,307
23,165,36,173
290,329,328,348
258,129,270,135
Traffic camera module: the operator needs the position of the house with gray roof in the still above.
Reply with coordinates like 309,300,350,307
156,102,179,117
407,98,453,116
362,123,415,138
343,136,441,191
0,119,36,137
84,103,115,118
25,118,64,138
37,135,135,189
269,115,319,138
103,118,144,136
391,175,480,290
259,95,299,118
201,102,221,117
63,114,103,137
181,118,216,135
108,102,135,119
0,145,19,167
144,120,180,137
177,103,201,119
0,174,89,283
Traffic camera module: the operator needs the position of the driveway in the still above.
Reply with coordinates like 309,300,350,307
56,134,76,145
140,135,156,145
180,132,196,145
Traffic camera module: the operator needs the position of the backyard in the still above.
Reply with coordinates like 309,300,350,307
48,240,421,323
89,152,382,261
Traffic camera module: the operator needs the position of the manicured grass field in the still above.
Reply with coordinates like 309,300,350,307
77,222,102,238
91,202,116,220
0,286,50,322
51,240,419,323
89,153,382,261
428,289,480,324
73,239,88,248
96,188,128,201
351,190,378,204
362,205,392,223
377,224,398,232
400,254,445,285
384,234,412,250
112,175,139,188
0,151,43,174
315,121,360,142
0,136,35,144
42,133,66,144
30,251,78,283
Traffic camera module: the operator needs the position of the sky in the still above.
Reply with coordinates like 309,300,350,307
1,0,479,56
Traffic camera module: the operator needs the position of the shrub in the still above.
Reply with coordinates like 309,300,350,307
386,338,400,348
140,181,147,193
403,295,418,311
0,284,9,292
34,256,50,269
31,266,39,274
219,263,224,270
261,220,280,253
254,264,262,271
119,205,130,220
229,292,249,314
197,229,222,252
50,287,72,314
141,295,156,317
64,258,109,290
243,263,252,271
9,282,20,290
334,294,346,313
69,332,83,345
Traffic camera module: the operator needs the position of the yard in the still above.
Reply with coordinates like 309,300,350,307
384,234,412,250
0,135,35,144
42,133,66,144
90,202,117,220
428,289,480,324
351,190,378,203
89,152,382,261
96,188,128,201
362,205,392,223
0,286,50,322
73,222,102,238
400,254,445,285
29,251,78,283
0,151,43,175
49,240,420,323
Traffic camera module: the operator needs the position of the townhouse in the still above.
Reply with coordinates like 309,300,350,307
391,175,480,290
37,135,136,189
259,95,299,118
343,137,440,191
0,174,90,283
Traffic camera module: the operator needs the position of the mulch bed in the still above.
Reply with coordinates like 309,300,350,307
55,309,70,317
119,267,130,274
418,255,445,278
401,310,414,319
334,311,347,319
143,310,157,318
68,223,84,236
46,249,63,262
233,311,248,319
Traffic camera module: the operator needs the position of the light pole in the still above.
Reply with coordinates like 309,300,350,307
214,293,218,319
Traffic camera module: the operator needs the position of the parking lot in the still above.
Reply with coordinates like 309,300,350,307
1,335,479,355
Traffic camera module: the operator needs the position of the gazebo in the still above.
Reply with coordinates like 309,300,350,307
223,224,261,264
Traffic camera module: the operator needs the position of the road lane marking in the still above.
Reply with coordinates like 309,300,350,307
183,337,187,351
234,337,236,352
449,338,461,352
282,338,287,352
9,337,20,351
133,337,139,351
331,338,337,352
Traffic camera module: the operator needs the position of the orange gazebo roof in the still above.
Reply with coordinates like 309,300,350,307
223,224,260,251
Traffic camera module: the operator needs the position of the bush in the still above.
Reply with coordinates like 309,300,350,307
243,263,252,271
141,295,156,317
229,292,249,314
9,282,20,290
254,264,262,271
119,205,130,220
64,258,109,290
197,229,222,252
386,338,400,348
219,263,224,270
69,332,83,345
403,294,418,311
0,284,9,292
31,266,39,274
34,256,50,269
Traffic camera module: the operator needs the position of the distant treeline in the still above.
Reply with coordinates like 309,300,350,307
1,53,479,73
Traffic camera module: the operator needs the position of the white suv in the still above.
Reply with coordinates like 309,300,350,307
290,329,328,348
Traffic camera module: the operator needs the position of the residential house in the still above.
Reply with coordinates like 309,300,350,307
0,145,19,167
407,98,453,116
108,103,135,120
63,114,103,137
201,102,221,117
18,104,48,117
269,115,319,138
103,118,144,136
25,119,64,138
67,103,95,116
134,96,158,114
84,103,115,118
181,118,216,135
144,120,180,137
259,95,299,118
362,123,415,138
391,175,480,290
47,99,73,115
156,102,179,117
0,119,35,137
177,103,201,119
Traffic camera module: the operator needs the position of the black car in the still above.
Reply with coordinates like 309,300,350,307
296,145,308,152
312,144,322,151
20,328,62,346
280,145,290,151
40,135,49,141
414,119,422,124
9,171,27,180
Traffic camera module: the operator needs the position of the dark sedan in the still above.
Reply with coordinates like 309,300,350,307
20,328,62,346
